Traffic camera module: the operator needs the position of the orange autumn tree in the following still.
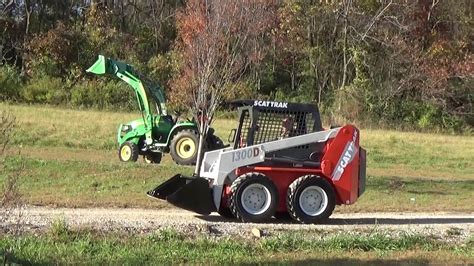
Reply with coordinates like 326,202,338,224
171,0,276,174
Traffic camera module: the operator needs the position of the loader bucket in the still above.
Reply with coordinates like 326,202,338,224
147,174,216,215
86,55,107,74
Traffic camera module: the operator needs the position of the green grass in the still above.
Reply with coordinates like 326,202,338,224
7,104,137,150
4,103,473,178
1,103,473,211
1,226,472,264
3,155,473,211
362,130,473,179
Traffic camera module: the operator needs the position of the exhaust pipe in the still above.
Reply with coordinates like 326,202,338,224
147,174,216,215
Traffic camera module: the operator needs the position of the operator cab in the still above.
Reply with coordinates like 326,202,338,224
228,100,325,165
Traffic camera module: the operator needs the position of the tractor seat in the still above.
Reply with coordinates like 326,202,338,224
162,115,174,124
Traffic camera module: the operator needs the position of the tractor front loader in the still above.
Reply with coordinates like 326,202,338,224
148,101,366,223
86,55,224,165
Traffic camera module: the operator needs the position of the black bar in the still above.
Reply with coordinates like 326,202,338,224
358,148,367,197
265,156,321,168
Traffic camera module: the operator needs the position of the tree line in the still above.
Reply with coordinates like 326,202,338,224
0,0,472,131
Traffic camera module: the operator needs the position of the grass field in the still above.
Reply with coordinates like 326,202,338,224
1,224,473,264
1,103,473,212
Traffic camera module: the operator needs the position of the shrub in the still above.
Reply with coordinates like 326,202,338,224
20,76,67,104
48,218,70,242
70,80,136,110
0,65,23,101
25,22,84,77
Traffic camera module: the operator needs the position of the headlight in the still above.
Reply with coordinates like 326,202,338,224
121,125,132,133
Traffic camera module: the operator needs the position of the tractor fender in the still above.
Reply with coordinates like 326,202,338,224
165,122,198,146
117,122,148,146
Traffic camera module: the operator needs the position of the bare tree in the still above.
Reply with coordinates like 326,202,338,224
171,0,276,174
0,110,15,154
0,110,22,234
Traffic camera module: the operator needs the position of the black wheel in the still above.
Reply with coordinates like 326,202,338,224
287,175,335,224
230,172,279,223
118,141,139,162
217,207,235,219
144,152,162,164
169,129,199,165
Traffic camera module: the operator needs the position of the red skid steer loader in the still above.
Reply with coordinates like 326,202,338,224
148,101,366,223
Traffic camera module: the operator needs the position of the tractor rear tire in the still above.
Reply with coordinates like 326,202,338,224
287,175,335,224
118,141,139,162
169,129,199,165
144,152,162,164
230,172,279,223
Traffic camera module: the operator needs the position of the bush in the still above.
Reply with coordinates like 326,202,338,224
48,219,70,242
331,85,365,124
70,80,136,110
20,76,67,104
0,65,23,101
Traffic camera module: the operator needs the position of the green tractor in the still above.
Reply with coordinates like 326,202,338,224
86,55,224,165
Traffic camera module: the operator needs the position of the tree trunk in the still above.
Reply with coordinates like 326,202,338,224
194,120,207,176
24,0,31,35
339,0,351,112
341,3,348,91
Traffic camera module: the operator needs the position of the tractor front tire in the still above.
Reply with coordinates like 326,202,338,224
287,175,335,224
144,152,162,164
230,172,279,223
118,141,139,162
169,129,199,165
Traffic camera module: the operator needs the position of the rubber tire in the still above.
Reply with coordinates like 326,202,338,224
144,152,162,164
169,129,199,165
217,208,235,219
230,172,279,223
118,141,139,162
287,175,335,224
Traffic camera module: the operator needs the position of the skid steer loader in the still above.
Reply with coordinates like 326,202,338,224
148,100,366,223
86,55,224,165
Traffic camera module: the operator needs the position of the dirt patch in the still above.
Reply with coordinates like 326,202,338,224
2,207,473,242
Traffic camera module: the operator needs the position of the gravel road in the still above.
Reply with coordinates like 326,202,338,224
2,207,473,241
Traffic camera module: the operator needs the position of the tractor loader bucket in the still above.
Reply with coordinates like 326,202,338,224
147,174,216,215
86,55,107,74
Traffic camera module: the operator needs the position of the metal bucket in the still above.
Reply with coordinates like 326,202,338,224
86,55,107,74
147,174,216,215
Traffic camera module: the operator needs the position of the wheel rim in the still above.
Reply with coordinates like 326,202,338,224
120,145,132,161
176,137,196,159
241,183,271,215
144,155,152,164
299,186,328,216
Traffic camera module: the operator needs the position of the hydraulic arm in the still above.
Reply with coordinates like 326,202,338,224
86,55,168,144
